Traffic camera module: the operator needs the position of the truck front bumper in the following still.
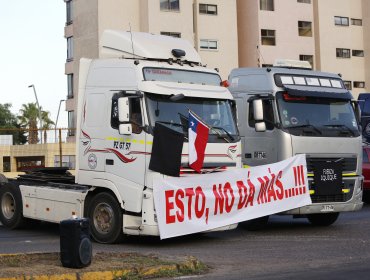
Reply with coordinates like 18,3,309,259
283,176,363,215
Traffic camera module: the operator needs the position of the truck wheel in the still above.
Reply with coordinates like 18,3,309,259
307,212,339,226
239,216,269,231
87,192,123,244
0,183,24,229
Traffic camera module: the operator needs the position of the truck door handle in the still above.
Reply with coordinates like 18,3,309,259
106,159,114,165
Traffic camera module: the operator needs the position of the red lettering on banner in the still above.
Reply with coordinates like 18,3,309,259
175,189,185,222
224,182,235,213
195,186,206,218
237,179,255,209
265,175,277,202
275,171,284,200
257,177,268,204
185,188,195,220
237,181,247,209
165,190,175,224
213,184,225,215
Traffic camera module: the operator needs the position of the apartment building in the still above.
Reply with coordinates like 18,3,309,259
63,0,238,140
314,0,370,97
63,0,369,137
236,0,369,97
237,0,315,69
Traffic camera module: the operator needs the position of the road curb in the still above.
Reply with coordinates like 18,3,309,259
0,265,182,280
0,253,205,280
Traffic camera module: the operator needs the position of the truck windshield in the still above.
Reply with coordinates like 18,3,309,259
146,93,239,142
276,92,360,137
143,67,221,86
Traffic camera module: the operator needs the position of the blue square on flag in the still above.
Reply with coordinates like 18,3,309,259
188,111,209,173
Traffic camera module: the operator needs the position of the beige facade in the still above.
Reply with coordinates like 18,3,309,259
0,143,76,176
314,0,368,97
237,0,315,68
63,0,370,136
64,0,238,137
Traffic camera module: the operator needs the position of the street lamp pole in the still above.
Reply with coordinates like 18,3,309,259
55,99,66,143
28,84,43,144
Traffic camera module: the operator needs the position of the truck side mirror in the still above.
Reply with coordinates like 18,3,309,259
253,99,264,121
118,97,130,122
119,124,132,135
253,99,266,132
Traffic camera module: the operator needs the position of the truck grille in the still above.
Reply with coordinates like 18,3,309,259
306,157,357,173
309,180,355,203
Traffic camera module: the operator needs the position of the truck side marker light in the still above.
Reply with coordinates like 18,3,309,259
342,188,350,194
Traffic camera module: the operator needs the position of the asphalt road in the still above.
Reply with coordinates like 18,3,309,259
1,204,369,279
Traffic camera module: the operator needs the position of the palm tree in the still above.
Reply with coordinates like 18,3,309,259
41,110,55,143
18,103,39,144
18,103,55,144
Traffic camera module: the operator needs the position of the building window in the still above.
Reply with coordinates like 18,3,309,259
68,111,75,136
343,81,352,90
334,16,349,26
3,157,10,172
351,18,362,26
54,155,76,169
66,0,73,25
160,32,181,38
200,39,218,50
199,4,217,15
299,55,314,69
297,0,311,3
67,74,73,99
67,37,73,62
261,29,276,46
160,0,179,11
336,48,350,58
298,21,312,36
352,50,364,57
354,81,365,88
260,0,274,11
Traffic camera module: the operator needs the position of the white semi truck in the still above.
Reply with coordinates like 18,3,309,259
228,61,363,228
0,31,241,243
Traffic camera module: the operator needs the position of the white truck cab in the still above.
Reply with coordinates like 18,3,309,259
0,31,241,243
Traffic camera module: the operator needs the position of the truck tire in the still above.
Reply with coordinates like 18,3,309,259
239,216,269,231
87,192,123,244
307,212,339,226
0,183,24,229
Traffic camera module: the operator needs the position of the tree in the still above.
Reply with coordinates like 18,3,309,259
0,103,26,145
18,103,40,144
18,103,55,144
41,110,55,143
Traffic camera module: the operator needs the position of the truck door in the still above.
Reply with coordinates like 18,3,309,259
243,97,278,166
105,96,146,187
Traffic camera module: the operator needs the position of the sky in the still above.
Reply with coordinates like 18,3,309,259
0,1,68,128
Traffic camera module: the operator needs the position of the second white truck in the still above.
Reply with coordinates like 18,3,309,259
228,61,363,228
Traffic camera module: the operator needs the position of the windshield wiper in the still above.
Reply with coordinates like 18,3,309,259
324,124,356,136
211,126,235,142
288,124,322,135
155,121,185,128
178,113,233,143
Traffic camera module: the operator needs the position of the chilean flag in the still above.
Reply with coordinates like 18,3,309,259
188,110,209,173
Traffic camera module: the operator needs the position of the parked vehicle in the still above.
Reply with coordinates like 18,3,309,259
228,60,363,228
0,31,242,243
357,93,370,143
362,145,370,203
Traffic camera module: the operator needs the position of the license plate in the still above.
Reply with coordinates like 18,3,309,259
321,205,334,212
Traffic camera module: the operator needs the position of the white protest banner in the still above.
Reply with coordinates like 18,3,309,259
153,154,312,239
